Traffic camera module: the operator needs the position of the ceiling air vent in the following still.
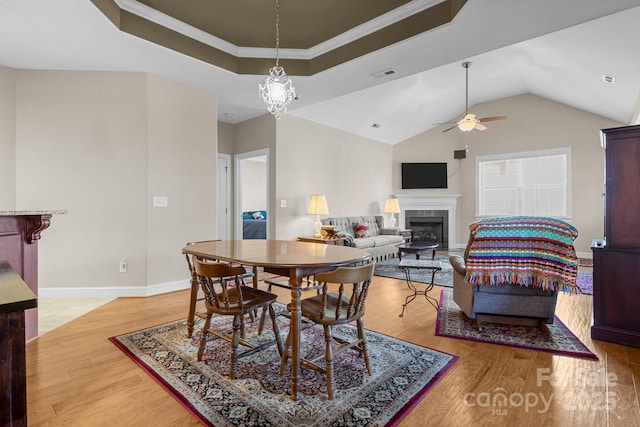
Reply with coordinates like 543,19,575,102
602,74,615,84
371,69,396,79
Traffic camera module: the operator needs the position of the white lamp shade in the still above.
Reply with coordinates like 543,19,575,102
307,195,329,215
383,198,401,214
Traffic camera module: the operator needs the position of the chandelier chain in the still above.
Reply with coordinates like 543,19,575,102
258,0,295,119
275,0,280,67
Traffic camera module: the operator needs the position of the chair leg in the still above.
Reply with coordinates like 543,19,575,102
197,313,213,361
269,305,283,356
356,318,371,375
324,325,335,400
230,315,241,380
187,278,199,338
258,307,268,335
279,329,291,376
240,315,247,339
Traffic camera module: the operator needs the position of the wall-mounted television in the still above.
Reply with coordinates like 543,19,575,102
401,162,448,189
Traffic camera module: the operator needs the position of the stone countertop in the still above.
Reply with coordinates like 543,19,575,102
0,210,67,216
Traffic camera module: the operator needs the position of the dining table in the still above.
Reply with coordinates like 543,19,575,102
181,239,370,400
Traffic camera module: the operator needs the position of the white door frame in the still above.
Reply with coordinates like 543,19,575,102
217,153,231,239
234,148,270,239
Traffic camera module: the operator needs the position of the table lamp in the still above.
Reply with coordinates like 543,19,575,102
307,194,329,237
384,198,401,228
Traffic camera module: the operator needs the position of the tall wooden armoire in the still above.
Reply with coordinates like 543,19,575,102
591,125,640,348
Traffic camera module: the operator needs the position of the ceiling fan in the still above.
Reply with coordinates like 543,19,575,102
440,62,507,133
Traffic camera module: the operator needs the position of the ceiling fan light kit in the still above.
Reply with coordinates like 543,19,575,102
441,61,507,133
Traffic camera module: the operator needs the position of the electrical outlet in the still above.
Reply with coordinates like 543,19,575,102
119,258,127,273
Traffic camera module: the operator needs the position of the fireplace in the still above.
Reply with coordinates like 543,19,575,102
406,210,448,248
394,194,461,249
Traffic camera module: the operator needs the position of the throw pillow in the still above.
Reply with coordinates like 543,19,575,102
251,211,265,220
355,223,371,238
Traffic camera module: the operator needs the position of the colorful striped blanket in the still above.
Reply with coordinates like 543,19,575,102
465,216,579,294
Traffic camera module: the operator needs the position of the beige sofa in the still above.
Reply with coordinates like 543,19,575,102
322,215,403,261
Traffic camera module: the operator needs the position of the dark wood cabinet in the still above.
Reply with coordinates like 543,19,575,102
591,125,640,348
1,261,37,427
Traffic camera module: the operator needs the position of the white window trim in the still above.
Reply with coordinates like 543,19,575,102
475,147,572,219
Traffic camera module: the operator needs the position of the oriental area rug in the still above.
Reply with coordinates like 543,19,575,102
436,288,597,360
110,306,458,426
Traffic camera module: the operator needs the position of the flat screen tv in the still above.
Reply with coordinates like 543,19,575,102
401,162,448,189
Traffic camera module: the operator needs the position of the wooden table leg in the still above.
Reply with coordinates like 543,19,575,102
252,265,259,289
289,270,302,400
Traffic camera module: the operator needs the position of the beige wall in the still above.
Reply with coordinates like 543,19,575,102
145,74,217,285
0,65,16,208
218,122,234,155
275,115,394,240
393,93,622,254
241,159,267,211
7,69,217,295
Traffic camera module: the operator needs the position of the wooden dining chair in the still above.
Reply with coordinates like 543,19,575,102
279,262,375,400
192,257,283,379
184,241,253,337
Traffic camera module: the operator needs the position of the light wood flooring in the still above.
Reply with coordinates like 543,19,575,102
37,298,114,335
26,257,640,426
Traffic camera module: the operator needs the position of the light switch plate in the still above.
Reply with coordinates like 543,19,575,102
153,196,169,207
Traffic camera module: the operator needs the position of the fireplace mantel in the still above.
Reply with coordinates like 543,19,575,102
394,194,461,247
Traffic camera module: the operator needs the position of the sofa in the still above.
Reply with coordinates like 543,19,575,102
322,215,403,261
449,216,579,330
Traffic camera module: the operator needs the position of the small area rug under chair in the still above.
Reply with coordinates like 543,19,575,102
110,304,458,426
436,288,598,360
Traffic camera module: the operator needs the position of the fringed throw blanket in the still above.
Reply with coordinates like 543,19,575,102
465,216,579,294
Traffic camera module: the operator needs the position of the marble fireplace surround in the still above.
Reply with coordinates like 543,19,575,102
394,194,461,248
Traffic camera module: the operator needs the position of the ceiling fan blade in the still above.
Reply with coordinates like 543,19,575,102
478,116,507,122
475,123,487,131
442,124,458,133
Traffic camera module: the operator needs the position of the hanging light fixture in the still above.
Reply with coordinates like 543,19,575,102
259,0,295,119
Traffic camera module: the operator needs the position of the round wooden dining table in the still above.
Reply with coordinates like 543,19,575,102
182,239,370,400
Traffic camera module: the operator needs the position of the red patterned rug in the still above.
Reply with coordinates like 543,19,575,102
576,272,593,295
436,289,597,360
111,305,458,426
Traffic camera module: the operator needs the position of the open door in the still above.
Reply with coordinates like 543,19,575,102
234,149,269,239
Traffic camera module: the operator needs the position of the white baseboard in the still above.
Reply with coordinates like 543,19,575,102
576,251,593,259
39,279,190,299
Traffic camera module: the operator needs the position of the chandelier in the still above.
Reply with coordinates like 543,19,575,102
259,0,296,119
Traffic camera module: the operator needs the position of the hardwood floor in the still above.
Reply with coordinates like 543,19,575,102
26,256,640,426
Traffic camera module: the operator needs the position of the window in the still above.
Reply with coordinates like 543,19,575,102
476,148,571,218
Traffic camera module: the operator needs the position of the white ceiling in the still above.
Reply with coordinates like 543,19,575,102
1,0,640,144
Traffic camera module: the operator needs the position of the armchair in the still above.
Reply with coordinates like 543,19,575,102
450,216,579,331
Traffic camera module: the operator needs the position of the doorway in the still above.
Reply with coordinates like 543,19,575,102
234,148,269,239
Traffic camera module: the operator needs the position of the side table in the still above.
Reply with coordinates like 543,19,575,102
297,236,347,245
399,229,412,242
397,259,441,317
